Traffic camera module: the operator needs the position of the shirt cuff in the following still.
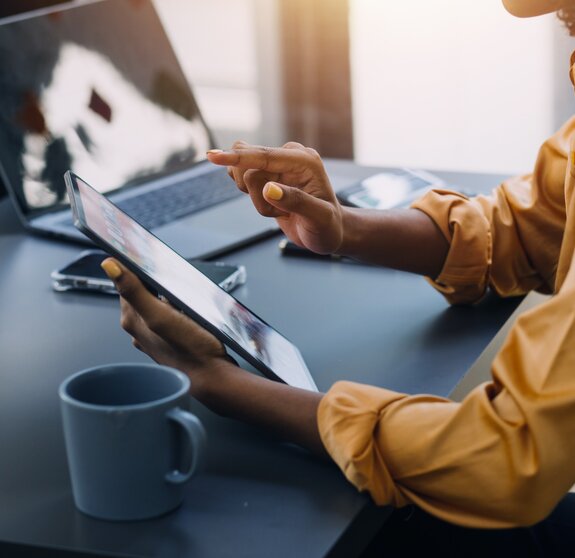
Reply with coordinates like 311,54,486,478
411,189,492,305
317,380,410,507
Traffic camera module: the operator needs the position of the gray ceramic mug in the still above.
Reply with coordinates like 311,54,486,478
59,363,206,521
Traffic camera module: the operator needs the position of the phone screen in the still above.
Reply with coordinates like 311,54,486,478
339,168,446,210
56,251,244,291
58,253,111,279
68,173,317,392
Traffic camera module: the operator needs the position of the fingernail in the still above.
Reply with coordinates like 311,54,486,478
206,149,224,155
101,259,122,280
265,182,283,201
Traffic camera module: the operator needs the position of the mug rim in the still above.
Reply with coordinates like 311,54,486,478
59,363,190,412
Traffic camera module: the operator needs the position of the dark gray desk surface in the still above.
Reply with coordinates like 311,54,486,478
0,161,520,557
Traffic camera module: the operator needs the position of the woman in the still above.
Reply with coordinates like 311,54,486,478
102,1,575,554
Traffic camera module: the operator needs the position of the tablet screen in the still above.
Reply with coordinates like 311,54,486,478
68,173,317,392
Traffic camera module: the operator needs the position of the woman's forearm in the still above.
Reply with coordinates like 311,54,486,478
338,207,449,278
193,361,328,458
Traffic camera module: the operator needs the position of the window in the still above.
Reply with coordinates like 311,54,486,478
350,0,573,175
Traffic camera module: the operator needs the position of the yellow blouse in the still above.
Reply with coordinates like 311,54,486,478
317,53,575,529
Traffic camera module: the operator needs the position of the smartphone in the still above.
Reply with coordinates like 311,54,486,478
52,250,247,295
337,168,457,210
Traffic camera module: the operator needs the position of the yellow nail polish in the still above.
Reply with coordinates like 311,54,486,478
206,149,224,155
101,259,122,280
265,182,283,201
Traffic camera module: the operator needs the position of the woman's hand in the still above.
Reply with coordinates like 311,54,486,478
101,257,327,455
100,258,233,398
207,141,344,255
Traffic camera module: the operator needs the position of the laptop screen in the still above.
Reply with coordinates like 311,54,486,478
0,0,214,218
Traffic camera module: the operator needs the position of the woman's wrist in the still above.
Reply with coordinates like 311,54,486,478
186,355,240,408
333,206,448,276
334,205,362,257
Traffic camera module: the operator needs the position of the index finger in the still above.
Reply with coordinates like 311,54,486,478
207,147,313,174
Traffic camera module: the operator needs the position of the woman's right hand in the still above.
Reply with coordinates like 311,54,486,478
207,141,344,255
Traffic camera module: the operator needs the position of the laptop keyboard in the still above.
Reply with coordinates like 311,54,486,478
115,169,242,229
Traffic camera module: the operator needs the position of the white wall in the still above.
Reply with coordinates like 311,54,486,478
350,0,575,175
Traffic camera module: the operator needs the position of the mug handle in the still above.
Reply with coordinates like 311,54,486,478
165,407,207,485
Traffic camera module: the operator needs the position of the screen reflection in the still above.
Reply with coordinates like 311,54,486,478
0,0,212,215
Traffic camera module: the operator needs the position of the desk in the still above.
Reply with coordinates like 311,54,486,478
0,162,520,557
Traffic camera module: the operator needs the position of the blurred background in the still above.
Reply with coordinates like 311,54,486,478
1,0,574,202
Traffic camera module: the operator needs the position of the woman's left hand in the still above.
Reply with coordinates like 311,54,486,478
101,258,327,456
100,258,232,397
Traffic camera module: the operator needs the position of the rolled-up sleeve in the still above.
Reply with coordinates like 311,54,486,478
411,118,573,305
318,259,575,528
412,190,493,304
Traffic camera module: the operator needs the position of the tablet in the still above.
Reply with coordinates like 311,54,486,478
65,171,318,392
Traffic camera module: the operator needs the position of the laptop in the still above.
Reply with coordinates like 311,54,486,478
0,0,279,259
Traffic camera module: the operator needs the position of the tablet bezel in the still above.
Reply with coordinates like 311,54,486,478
64,171,318,392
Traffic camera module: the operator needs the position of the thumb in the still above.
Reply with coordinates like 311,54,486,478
263,181,332,222
101,258,163,325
